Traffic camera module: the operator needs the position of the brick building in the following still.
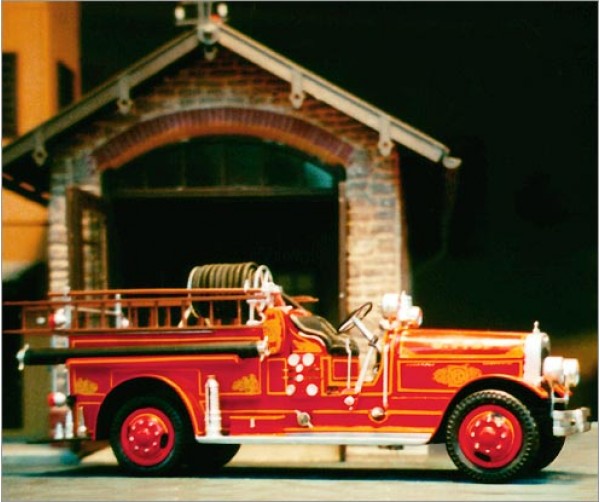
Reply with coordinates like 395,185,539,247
3,15,460,436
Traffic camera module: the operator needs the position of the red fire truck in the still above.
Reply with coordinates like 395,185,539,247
6,262,590,483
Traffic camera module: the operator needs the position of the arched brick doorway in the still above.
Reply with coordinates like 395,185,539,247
102,135,346,321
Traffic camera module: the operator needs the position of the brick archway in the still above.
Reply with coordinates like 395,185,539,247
92,108,355,171
62,105,404,330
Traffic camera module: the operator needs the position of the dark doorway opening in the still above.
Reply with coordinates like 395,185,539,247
104,137,345,323
108,194,340,322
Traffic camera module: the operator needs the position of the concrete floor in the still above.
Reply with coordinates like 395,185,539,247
3,424,598,501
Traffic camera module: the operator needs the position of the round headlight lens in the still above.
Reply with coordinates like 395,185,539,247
542,356,581,387
381,293,400,320
563,358,580,387
543,356,565,384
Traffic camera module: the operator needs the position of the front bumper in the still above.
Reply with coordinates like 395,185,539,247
552,407,591,436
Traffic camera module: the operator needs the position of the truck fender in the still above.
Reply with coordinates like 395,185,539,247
95,376,200,441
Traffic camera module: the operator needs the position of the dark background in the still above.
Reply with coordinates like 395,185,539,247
80,1,597,340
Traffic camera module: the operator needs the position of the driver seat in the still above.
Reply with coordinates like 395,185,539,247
290,314,360,356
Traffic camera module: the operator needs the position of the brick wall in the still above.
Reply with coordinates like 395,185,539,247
47,47,410,318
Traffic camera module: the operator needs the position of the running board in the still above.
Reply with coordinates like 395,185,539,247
195,432,432,446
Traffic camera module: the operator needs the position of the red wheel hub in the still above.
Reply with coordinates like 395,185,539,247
458,404,523,469
120,408,175,466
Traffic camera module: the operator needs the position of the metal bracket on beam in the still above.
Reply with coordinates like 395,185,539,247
201,35,219,61
199,21,220,47
198,19,220,61
32,130,48,166
174,1,220,59
378,115,393,157
442,155,462,169
117,77,133,115
289,69,305,109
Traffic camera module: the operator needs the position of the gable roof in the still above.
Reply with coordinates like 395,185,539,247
2,23,461,205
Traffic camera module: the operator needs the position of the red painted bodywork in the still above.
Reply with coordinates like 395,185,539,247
8,277,592,484
5,286,551,447
59,305,544,442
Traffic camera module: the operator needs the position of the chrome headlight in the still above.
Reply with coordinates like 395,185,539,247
381,293,401,320
563,358,581,387
543,356,581,387
380,292,422,328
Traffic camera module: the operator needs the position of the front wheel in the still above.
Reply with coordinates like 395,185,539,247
446,390,540,483
532,435,565,471
531,411,565,471
110,396,189,476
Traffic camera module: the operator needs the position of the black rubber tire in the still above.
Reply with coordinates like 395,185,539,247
445,390,540,483
184,443,241,473
526,402,567,472
531,411,566,471
110,395,189,476
532,435,565,471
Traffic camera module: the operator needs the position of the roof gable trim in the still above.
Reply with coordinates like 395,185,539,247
3,24,461,170
2,32,199,168
219,25,454,164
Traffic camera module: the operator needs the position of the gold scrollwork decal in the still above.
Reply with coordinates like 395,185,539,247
433,364,482,387
232,373,259,394
263,310,284,354
74,377,99,395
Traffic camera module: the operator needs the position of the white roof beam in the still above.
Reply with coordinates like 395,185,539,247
219,25,460,166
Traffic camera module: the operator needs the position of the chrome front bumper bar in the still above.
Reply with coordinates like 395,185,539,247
552,407,591,436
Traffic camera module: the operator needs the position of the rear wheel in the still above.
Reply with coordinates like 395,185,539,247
110,396,188,476
446,390,540,483
184,443,240,472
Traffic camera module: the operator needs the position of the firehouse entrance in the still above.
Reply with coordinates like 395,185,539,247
102,136,345,323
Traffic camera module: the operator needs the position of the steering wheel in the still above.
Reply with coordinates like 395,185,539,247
337,302,373,334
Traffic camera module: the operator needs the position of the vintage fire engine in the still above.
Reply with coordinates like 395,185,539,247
6,262,590,483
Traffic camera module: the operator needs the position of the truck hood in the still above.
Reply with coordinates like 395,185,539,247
397,329,527,359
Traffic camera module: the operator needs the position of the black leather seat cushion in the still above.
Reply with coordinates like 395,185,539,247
290,314,360,356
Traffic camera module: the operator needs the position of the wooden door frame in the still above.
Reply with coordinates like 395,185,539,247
337,181,348,323
66,186,108,290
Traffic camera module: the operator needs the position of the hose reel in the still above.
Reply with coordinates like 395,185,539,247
185,262,279,324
